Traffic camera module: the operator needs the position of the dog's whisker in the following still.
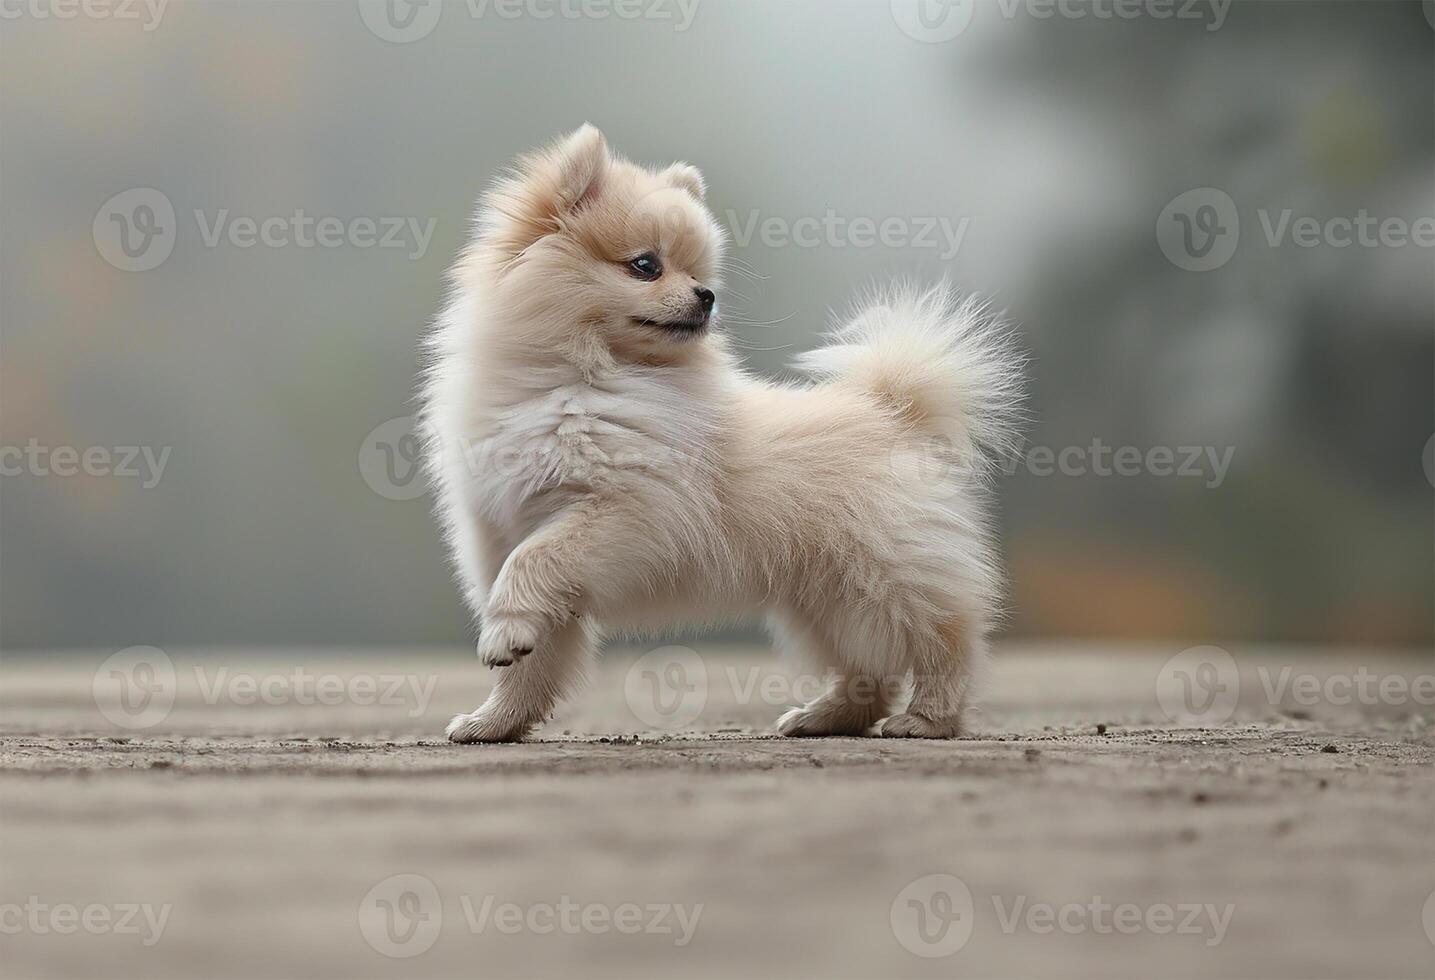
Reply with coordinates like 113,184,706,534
720,257,767,281
723,311,798,330
722,337,795,352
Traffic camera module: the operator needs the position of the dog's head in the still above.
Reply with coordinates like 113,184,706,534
477,125,725,360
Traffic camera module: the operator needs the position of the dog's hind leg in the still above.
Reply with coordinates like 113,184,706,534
879,617,982,739
771,612,897,737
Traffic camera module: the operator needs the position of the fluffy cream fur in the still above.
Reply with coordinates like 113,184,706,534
421,125,1024,743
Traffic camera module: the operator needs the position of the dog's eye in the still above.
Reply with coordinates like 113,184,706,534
627,253,662,280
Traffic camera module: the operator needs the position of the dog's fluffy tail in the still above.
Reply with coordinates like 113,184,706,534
794,282,1026,470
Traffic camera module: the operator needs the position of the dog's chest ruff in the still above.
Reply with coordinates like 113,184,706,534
472,377,716,524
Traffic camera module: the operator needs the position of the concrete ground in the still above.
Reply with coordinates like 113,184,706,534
2,644,1433,979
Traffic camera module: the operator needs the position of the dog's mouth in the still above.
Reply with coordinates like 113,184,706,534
632,317,710,335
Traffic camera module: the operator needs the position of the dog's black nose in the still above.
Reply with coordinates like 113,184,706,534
694,287,716,315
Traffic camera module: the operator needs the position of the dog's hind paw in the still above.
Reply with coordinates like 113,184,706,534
879,712,963,739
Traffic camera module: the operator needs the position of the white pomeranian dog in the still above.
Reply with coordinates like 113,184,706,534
422,126,1024,743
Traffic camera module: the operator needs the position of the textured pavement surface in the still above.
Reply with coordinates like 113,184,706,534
3,644,1433,979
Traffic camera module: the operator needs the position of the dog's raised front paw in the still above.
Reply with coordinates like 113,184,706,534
446,709,528,744
477,613,543,667
879,712,964,739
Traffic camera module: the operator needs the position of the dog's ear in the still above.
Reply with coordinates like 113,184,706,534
661,163,706,201
547,123,609,213
484,124,610,256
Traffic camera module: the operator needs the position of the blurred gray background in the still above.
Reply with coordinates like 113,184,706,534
2,0,1431,650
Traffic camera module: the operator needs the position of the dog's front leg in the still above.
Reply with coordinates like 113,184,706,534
476,510,592,667
448,617,597,743
449,505,608,743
